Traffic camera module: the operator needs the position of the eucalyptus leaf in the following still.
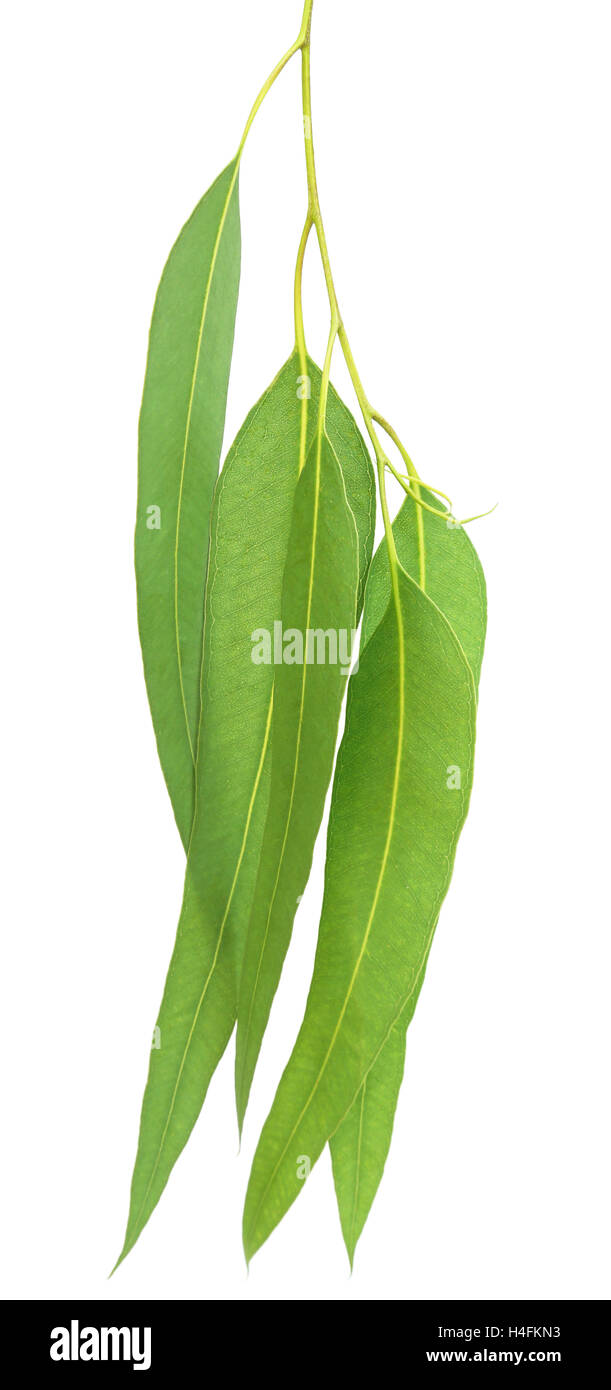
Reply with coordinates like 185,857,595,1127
117,358,373,1266
330,491,487,1265
235,428,360,1131
135,159,241,847
242,565,477,1262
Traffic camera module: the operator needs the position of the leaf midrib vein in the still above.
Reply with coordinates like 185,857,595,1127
174,163,239,765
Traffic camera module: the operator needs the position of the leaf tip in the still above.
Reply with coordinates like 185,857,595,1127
242,1206,260,1270
234,1065,249,1142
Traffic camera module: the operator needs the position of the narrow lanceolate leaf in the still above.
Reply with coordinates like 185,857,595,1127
117,357,373,1268
243,565,477,1262
135,160,241,848
331,491,487,1264
235,429,360,1130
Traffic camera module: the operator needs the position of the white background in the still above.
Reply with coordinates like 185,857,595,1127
1,0,609,1302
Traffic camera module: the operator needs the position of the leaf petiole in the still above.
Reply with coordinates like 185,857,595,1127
235,3,313,163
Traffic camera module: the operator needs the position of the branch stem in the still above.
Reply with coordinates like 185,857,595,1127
299,2,401,590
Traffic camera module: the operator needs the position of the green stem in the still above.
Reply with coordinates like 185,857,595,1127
294,215,313,369
231,1,315,486
372,412,426,590
318,322,338,432
299,2,401,593
236,2,313,161
294,214,314,475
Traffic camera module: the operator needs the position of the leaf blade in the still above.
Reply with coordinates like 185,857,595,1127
135,159,241,847
330,493,487,1263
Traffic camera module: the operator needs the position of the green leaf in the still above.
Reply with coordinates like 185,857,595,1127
117,357,374,1267
242,564,477,1262
235,427,360,1130
135,159,241,848
330,491,487,1265
362,489,487,686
